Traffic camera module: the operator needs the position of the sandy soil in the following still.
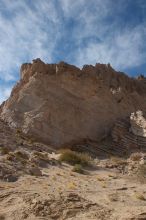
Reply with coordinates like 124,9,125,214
0,120,146,220
0,157,145,220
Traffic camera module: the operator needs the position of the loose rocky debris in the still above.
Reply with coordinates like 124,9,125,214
21,192,112,220
0,164,18,182
128,213,146,220
0,149,61,181
96,152,146,186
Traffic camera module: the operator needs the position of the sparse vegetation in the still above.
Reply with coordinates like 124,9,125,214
0,147,10,155
72,164,84,174
59,149,91,166
130,152,142,161
15,150,29,160
67,182,77,190
97,176,105,181
27,137,36,145
16,128,21,136
110,156,127,166
134,193,145,201
6,153,14,161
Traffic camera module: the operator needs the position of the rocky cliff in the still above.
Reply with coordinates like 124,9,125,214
1,58,146,147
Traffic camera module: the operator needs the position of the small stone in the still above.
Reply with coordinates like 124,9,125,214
29,167,42,176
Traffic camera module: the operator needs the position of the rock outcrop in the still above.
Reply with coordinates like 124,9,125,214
130,111,146,137
1,58,146,147
112,111,146,153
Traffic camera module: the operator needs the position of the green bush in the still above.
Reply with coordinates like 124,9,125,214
59,149,91,166
72,164,84,174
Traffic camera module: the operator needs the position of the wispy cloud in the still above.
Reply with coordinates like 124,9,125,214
0,0,60,82
0,0,146,102
59,0,146,70
75,23,146,69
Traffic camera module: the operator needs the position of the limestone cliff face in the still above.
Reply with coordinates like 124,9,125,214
1,58,146,147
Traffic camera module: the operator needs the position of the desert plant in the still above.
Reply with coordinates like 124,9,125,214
59,149,91,166
72,164,84,174
6,153,14,161
0,147,10,155
15,128,21,136
134,192,145,200
110,156,127,166
130,152,142,161
15,150,29,160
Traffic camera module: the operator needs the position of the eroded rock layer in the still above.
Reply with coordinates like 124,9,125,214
112,111,146,153
1,59,146,147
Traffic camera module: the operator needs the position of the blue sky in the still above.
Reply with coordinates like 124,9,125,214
0,0,146,103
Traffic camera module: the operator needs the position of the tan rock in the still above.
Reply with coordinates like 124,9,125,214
28,166,42,176
130,111,146,137
1,59,146,147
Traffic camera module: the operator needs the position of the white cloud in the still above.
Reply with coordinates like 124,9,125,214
0,0,145,79
75,23,146,69
0,0,146,103
59,0,146,70
0,0,60,82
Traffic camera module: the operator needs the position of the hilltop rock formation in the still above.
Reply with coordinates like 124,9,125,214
1,58,146,147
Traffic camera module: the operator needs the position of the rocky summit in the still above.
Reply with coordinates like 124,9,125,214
1,58,146,147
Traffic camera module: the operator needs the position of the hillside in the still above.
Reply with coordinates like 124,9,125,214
0,59,146,219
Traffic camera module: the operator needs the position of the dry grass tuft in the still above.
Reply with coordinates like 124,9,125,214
15,150,29,160
134,193,145,201
59,149,91,166
110,156,127,166
72,164,84,174
130,152,142,161
0,147,10,155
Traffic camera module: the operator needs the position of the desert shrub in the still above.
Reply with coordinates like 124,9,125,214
130,152,142,161
110,156,127,166
0,147,10,155
16,128,21,136
6,153,14,161
59,149,91,166
15,150,29,160
134,192,145,200
72,164,84,174
27,137,36,145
